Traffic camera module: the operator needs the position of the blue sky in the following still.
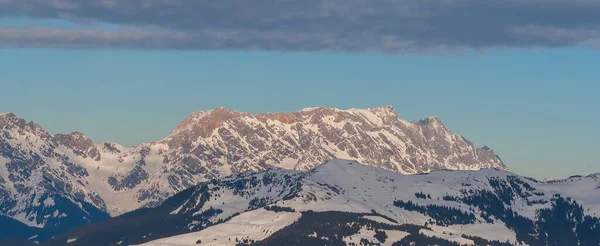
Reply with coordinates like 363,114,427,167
1,48,598,179
1,0,600,179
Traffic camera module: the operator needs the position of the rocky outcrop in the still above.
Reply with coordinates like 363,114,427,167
55,132,101,161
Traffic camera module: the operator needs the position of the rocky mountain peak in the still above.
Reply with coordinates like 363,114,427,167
0,112,26,129
170,107,248,136
256,112,296,124
413,116,450,135
415,116,442,125
0,113,51,140
54,131,101,161
0,112,15,118
371,105,397,116
55,131,87,139
102,141,126,153
165,107,251,149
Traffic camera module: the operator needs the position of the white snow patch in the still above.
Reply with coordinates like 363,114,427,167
140,209,301,246
11,213,43,228
420,229,474,245
343,228,374,245
343,227,409,246
278,157,298,169
430,222,518,243
43,197,55,207
0,155,10,183
384,230,411,244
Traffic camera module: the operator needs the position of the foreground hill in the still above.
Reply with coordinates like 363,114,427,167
0,106,504,241
44,159,600,246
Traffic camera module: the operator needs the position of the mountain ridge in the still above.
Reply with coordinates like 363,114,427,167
40,159,600,246
0,106,506,241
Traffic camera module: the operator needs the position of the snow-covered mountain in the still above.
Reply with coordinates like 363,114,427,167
44,159,600,246
0,113,109,241
0,106,504,241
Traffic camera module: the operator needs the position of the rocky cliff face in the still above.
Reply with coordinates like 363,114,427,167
0,113,109,241
160,105,503,177
0,106,505,227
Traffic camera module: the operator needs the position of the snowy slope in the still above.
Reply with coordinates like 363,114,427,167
47,159,598,246
141,209,301,246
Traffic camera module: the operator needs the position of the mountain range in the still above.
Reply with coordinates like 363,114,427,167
41,159,600,246
0,106,506,243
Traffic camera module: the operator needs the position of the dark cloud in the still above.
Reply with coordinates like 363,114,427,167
1,0,599,52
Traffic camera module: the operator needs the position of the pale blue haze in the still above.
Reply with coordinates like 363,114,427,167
0,48,598,179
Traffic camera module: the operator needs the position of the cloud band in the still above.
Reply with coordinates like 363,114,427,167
1,0,599,52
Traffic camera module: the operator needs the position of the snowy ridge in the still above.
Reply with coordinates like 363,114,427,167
1,106,504,234
124,159,600,246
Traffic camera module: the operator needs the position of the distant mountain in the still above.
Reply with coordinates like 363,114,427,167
44,160,600,246
0,106,504,241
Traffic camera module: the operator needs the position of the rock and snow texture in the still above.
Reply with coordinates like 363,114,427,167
132,159,600,246
0,113,109,236
162,106,504,175
0,106,504,227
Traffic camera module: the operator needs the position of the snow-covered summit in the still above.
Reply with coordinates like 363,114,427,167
167,107,251,139
0,112,28,125
1,106,505,233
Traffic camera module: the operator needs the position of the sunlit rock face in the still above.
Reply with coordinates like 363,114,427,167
0,106,504,224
